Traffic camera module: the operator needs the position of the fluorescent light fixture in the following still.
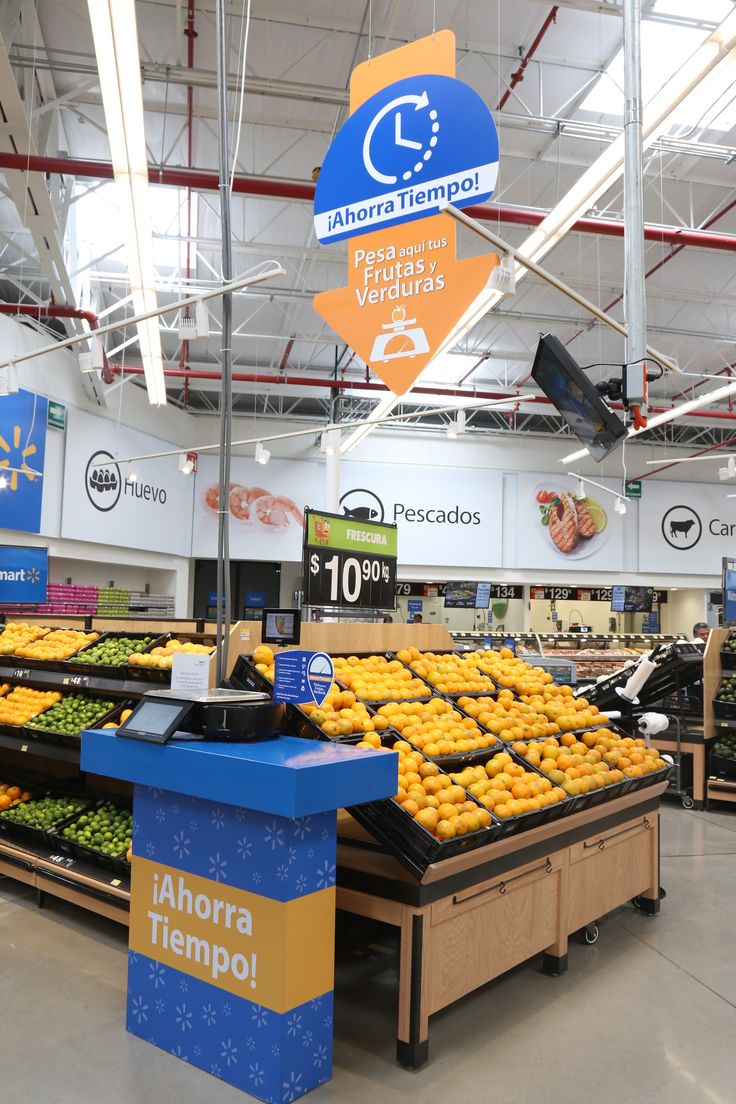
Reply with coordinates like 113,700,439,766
447,410,467,439
0,476,7,489
87,0,167,406
340,393,400,455
727,494,736,498
560,448,590,464
719,458,736,479
125,463,139,483
255,442,270,465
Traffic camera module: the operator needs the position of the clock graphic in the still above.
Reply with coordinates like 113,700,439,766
362,91,440,185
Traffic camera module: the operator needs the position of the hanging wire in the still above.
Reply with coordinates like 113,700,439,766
368,0,373,60
229,0,252,193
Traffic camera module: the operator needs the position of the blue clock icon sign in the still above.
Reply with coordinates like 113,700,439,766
362,91,440,185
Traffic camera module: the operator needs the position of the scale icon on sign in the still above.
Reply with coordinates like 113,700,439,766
370,304,430,362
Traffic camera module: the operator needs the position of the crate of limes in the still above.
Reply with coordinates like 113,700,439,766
0,794,91,847
25,693,125,746
69,632,163,674
56,802,133,874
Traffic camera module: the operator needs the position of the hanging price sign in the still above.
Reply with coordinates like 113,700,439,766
303,508,397,609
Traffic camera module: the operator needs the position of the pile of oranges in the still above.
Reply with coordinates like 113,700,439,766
334,655,430,702
395,647,495,696
373,697,497,756
0,686,62,726
512,729,667,796
0,780,31,812
0,623,50,655
252,644,276,679
302,687,387,738
466,647,553,692
353,734,493,841
458,691,560,741
450,750,567,818
14,629,99,661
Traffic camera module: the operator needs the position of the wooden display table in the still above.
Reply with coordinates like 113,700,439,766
337,783,665,1068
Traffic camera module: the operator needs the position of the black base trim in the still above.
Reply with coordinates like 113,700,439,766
396,1038,429,1069
542,951,568,976
634,895,660,915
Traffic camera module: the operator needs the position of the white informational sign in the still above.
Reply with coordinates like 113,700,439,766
171,652,213,692
639,480,736,574
191,455,322,560
340,461,504,568
514,472,625,572
192,456,503,567
61,408,195,555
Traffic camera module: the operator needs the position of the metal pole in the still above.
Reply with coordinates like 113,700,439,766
215,0,234,684
623,0,648,414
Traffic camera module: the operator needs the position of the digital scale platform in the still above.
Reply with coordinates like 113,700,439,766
116,688,283,745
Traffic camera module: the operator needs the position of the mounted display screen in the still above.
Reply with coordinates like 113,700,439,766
262,608,302,646
611,585,653,613
531,333,626,462
444,582,491,609
118,699,191,744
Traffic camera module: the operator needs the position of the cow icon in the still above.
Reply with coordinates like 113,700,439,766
662,506,701,550
670,519,695,540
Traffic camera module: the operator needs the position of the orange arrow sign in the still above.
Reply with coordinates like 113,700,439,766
313,30,499,396
314,215,498,395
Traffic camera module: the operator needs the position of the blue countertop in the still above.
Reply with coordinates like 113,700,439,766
81,730,397,819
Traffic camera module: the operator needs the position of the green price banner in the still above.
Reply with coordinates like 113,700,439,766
305,509,398,557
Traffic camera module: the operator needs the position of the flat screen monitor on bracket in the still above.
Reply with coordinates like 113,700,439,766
531,333,627,462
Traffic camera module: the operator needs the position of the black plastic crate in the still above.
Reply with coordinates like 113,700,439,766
52,801,132,875
24,698,132,748
709,750,736,779
720,644,736,671
0,794,92,848
64,631,167,677
231,654,275,694
127,632,217,682
621,763,673,796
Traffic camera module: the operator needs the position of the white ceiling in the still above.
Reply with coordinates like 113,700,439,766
0,0,735,448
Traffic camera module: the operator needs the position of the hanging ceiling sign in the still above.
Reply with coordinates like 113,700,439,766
313,31,500,396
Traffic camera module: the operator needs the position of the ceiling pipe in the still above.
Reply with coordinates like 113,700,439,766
111,363,736,422
1,152,736,254
633,432,736,482
498,6,559,111
0,301,114,382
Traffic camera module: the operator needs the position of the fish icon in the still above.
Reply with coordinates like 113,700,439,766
343,505,378,520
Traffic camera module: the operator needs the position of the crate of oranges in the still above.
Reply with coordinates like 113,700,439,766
0,686,62,727
332,654,432,704
394,647,498,697
372,697,499,760
347,732,497,875
449,749,569,836
0,622,50,655
13,628,99,662
508,727,668,809
294,686,390,742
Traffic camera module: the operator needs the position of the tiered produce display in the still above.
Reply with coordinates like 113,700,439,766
0,686,62,725
129,637,214,670
239,643,668,872
13,628,99,660
74,634,157,666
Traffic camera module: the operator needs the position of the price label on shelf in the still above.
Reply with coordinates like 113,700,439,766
13,668,31,681
303,509,397,609
63,674,90,688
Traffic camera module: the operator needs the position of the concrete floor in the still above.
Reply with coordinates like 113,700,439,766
4,802,736,1104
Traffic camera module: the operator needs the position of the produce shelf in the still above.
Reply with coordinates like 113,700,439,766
0,833,130,923
0,728,82,763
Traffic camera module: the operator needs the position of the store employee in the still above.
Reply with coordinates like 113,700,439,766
692,622,710,643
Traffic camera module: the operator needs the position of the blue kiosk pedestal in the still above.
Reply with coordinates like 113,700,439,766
82,732,396,1103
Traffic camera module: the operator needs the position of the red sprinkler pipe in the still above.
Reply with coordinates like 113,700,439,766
1,153,736,254
110,364,736,423
497,6,559,112
0,302,114,382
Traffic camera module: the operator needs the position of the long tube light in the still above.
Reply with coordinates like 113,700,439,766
87,0,167,406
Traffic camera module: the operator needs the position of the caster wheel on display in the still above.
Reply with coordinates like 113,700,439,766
682,796,694,810
583,923,599,945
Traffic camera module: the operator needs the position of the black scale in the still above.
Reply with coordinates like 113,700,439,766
117,688,283,745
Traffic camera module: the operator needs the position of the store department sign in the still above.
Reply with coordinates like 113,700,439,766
0,544,48,603
0,388,47,534
61,407,194,556
639,481,736,573
313,32,500,397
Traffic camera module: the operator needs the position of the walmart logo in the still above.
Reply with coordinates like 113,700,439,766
0,423,40,491
27,568,40,584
